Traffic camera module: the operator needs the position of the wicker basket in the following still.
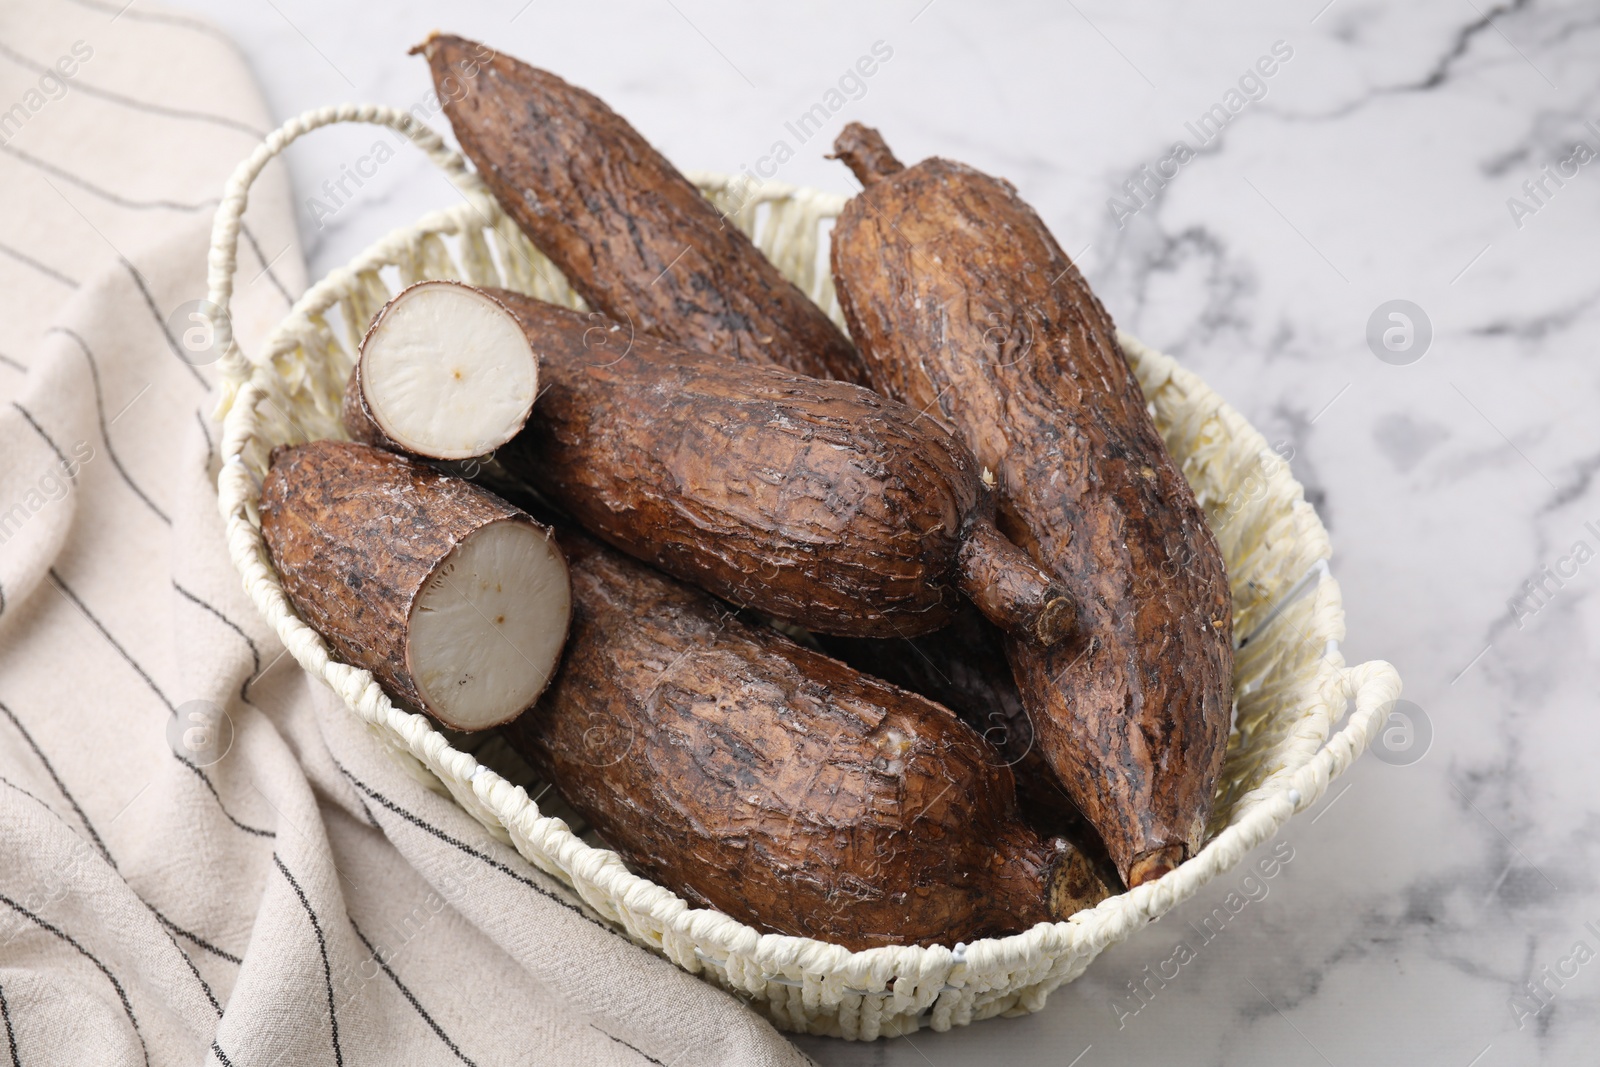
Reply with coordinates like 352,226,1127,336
208,106,1401,1040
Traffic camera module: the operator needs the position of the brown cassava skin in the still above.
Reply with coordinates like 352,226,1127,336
828,124,1234,886
818,606,1096,848
259,440,563,730
487,289,1070,643
340,283,413,455
503,534,1113,949
417,34,868,385
341,351,398,455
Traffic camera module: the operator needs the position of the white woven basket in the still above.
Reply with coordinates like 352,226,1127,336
209,106,1401,1040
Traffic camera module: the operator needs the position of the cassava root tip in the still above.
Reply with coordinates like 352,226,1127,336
830,122,905,187
1033,595,1076,647
956,520,1075,647
1127,844,1187,887
1045,837,1121,920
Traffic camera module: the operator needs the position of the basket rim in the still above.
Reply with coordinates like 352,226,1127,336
208,105,1401,1024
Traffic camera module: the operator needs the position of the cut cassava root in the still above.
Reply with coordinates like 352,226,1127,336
343,281,538,461
343,281,1073,643
416,33,869,385
480,289,1073,643
501,533,1116,950
829,123,1235,887
260,441,570,731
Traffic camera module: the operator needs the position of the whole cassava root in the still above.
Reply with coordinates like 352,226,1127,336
502,533,1116,949
480,289,1073,643
828,124,1235,887
343,281,538,461
260,441,571,731
416,33,868,385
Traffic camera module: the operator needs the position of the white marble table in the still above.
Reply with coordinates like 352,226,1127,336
169,1,1600,1062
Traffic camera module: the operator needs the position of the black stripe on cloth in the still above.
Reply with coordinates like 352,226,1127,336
46,570,173,711
0,353,25,373
149,906,242,966
0,890,148,1067
590,1025,667,1066
0,772,55,813
10,401,74,478
0,239,78,288
47,326,172,524
172,581,261,679
273,855,344,1067
239,223,296,308
334,764,616,935
120,259,209,390
0,772,223,1013
0,700,116,867
64,0,243,52
351,790,381,831
171,579,275,713
194,408,214,472
210,1040,235,1066
0,40,263,139
350,921,478,1066
45,568,276,838
176,756,275,838
0,142,214,213
0,979,18,1067
151,914,223,1016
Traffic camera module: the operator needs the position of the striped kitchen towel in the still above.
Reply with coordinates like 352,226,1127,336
0,2,813,1064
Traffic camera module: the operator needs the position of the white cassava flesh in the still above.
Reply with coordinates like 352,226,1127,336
407,517,572,730
261,442,571,734
360,281,537,460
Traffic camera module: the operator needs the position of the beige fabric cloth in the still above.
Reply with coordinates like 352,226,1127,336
0,3,816,1064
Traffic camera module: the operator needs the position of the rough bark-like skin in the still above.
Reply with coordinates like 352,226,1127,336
340,357,395,453
417,34,867,385
828,124,1234,886
259,440,560,730
818,607,1086,843
489,290,1067,641
503,534,1107,949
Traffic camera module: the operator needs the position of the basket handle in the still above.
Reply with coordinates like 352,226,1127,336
1284,658,1402,816
205,104,482,391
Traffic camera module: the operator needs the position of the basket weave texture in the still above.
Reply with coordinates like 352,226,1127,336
208,106,1401,1039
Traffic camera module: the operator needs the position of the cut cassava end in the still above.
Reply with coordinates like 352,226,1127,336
501,533,1116,949
407,517,570,729
828,123,1235,885
484,290,1071,644
415,34,868,385
343,281,537,461
260,440,570,731
956,520,1075,646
